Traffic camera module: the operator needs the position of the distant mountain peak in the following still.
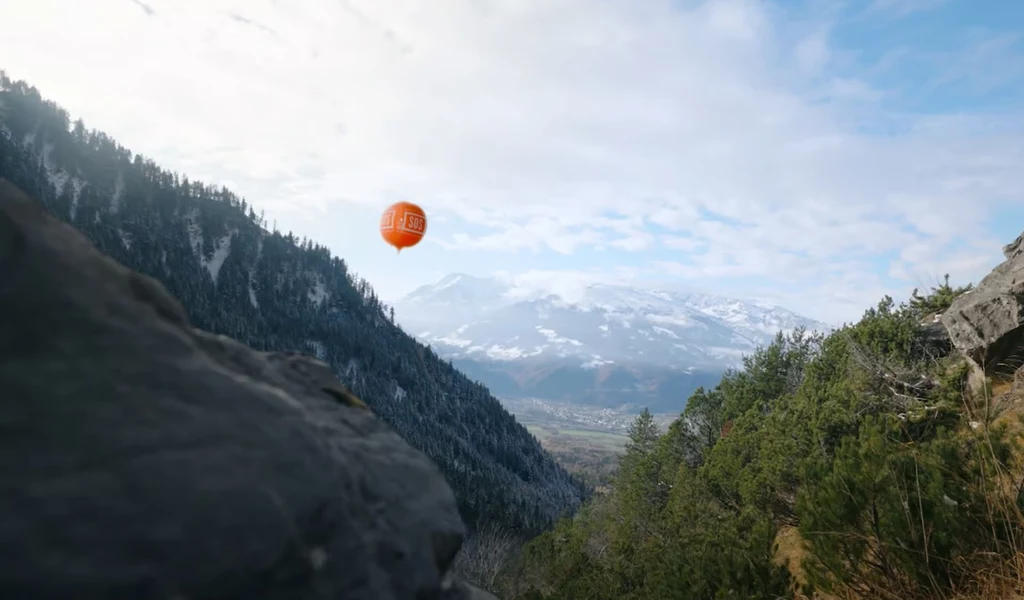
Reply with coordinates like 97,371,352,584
394,273,830,371
390,273,829,411
433,272,478,287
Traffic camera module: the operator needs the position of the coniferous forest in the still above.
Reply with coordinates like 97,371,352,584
0,72,586,538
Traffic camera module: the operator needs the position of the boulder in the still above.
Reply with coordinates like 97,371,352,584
0,178,493,599
941,233,1024,376
919,321,953,357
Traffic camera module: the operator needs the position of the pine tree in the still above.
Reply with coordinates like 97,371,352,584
619,408,659,477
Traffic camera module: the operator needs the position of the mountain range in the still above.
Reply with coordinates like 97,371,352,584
394,274,829,412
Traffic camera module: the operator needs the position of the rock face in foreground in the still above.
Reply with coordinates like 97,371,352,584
942,233,1024,376
0,177,496,599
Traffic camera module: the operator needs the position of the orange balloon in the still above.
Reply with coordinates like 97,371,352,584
380,201,427,252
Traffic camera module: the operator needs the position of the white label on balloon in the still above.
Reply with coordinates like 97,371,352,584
400,213,425,234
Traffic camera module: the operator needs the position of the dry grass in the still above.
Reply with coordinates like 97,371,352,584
993,379,1016,400
774,526,809,587
944,369,1024,600
946,552,1024,599
774,526,845,600
994,368,1024,413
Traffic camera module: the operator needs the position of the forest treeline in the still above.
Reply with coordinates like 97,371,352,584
469,278,1024,600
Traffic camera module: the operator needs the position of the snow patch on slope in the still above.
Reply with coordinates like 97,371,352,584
41,141,54,169
306,340,327,361
48,169,69,197
69,177,85,220
185,210,203,258
582,356,613,369
40,151,87,221
111,172,124,214
436,332,474,348
537,326,582,346
249,236,263,309
309,278,329,307
484,345,530,360
464,343,546,360
433,274,462,292
205,233,233,284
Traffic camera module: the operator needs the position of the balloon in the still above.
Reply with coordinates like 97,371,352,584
380,201,427,252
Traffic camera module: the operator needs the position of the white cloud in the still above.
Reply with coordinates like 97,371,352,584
1,0,1021,324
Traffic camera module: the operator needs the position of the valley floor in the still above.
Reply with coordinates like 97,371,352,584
501,396,678,491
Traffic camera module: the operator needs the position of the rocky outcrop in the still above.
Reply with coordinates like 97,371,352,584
920,321,953,357
0,177,496,599
941,233,1024,376
1004,232,1024,261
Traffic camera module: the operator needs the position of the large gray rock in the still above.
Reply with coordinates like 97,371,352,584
0,178,493,599
941,233,1024,376
919,320,952,357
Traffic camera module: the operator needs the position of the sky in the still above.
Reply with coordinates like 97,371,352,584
1,0,1022,324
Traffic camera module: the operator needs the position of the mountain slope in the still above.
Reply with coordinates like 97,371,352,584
0,72,584,535
394,274,829,411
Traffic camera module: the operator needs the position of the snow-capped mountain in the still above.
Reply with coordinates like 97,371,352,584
392,274,829,412
395,273,829,371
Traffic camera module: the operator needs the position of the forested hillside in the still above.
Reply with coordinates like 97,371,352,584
0,72,585,536
490,274,1024,599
